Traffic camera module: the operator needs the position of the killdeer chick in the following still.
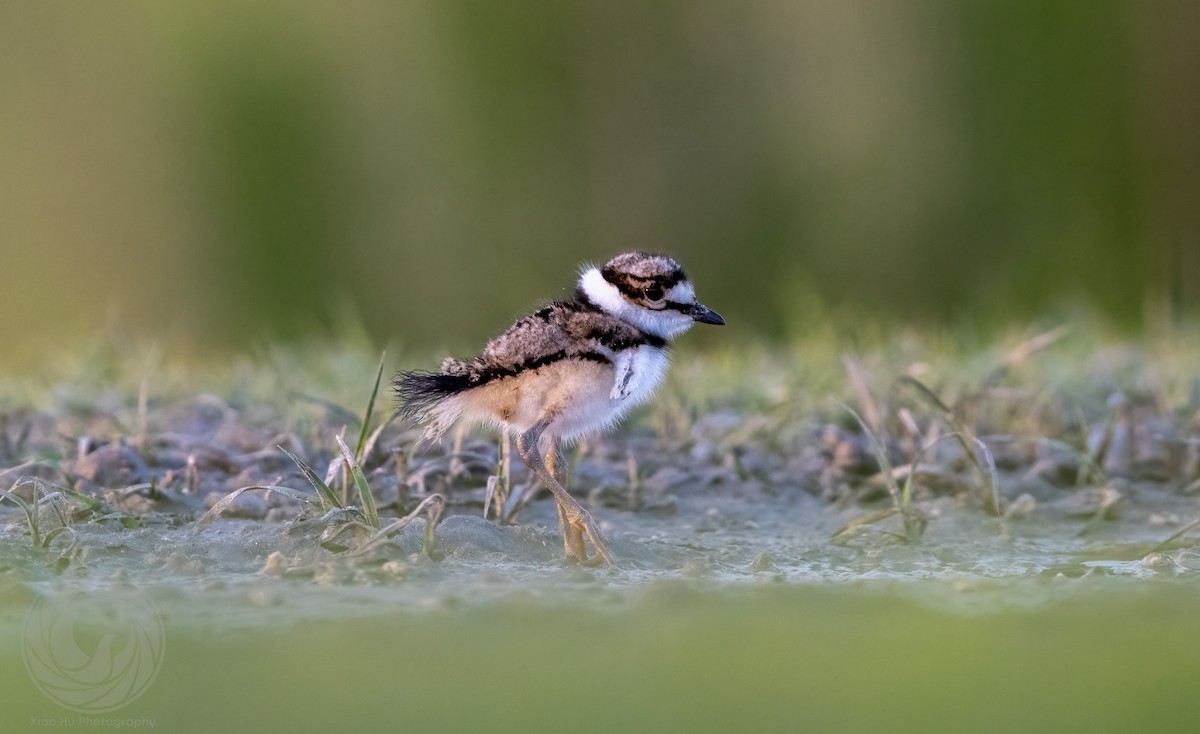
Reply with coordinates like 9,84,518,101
395,252,724,565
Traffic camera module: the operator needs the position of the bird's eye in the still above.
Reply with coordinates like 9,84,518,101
644,285,664,301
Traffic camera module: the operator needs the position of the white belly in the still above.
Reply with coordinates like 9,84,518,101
444,349,671,443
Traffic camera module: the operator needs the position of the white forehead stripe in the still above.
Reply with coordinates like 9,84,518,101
667,282,695,303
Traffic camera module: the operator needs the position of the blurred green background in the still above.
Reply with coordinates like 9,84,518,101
2,0,1198,357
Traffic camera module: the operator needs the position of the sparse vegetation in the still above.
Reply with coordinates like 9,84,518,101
2,318,1200,577
192,352,445,561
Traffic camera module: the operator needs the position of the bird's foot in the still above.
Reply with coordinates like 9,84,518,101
559,501,614,567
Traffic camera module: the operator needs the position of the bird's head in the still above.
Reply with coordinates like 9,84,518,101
578,252,725,339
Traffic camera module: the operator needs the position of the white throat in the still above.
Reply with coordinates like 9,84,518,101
578,267,694,339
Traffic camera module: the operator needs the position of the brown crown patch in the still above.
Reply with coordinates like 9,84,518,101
600,252,686,298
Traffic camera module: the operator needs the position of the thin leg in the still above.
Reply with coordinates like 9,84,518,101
545,445,576,558
555,506,574,558
547,443,588,558
516,424,614,566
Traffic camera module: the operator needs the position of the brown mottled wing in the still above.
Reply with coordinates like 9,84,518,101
478,305,577,370
472,301,649,375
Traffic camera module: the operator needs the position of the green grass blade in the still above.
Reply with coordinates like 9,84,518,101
361,409,401,465
830,508,900,544
355,351,387,461
832,399,898,500
57,485,104,513
279,445,343,510
336,434,378,528
833,399,927,543
348,494,445,559
965,434,1002,516
41,525,77,549
1151,517,1200,553
37,491,73,533
895,375,953,414
0,483,38,545
895,376,1003,517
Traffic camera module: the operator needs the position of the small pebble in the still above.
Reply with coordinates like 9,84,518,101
1141,552,1180,573
1006,493,1037,519
263,551,288,574
749,553,774,572
162,551,203,575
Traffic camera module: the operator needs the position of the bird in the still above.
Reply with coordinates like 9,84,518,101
394,252,724,565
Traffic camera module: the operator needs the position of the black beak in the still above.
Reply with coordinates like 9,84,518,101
689,303,725,326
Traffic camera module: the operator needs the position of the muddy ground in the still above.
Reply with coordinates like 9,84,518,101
2,331,1200,611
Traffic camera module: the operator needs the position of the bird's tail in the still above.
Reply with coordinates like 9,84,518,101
393,368,473,438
